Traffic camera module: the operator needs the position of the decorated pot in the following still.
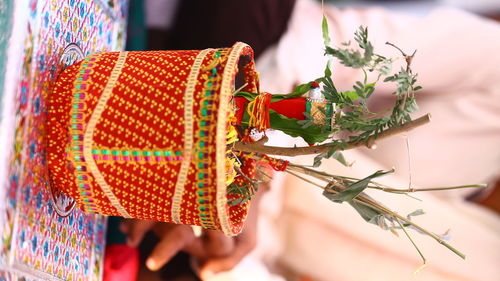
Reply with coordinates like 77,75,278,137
47,42,259,236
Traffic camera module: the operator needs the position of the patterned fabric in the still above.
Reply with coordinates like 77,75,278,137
47,43,260,236
0,0,13,106
0,0,127,280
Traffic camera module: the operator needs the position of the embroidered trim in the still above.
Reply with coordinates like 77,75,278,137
217,42,249,236
69,55,99,213
171,48,212,224
193,49,226,229
83,52,131,218
91,148,182,162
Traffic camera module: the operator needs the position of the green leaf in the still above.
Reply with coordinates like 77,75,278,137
313,153,325,168
405,97,419,113
276,82,313,99
354,26,373,62
323,169,394,203
365,83,376,98
407,209,425,220
369,214,390,230
378,59,392,75
342,91,358,102
324,59,332,77
383,75,397,82
228,198,244,206
268,110,331,144
312,140,348,167
321,76,342,103
348,200,384,222
322,15,331,47
331,151,349,166
293,82,313,95
233,91,257,100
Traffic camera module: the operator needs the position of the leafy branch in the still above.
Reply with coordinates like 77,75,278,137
233,114,431,156
228,15,484,267
233,24,424,167
284,162,475,260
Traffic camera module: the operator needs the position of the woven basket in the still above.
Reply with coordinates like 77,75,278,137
47,42,259,236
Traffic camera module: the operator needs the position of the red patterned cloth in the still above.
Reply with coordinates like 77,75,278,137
47,43,259,236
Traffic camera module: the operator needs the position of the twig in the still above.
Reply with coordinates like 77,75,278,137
285,163,484,194
283,163,467,259
234,165,260,186
353,196,466,259
286,164,332,183
233,114,431,156
395,217,428,273
286,163,466,259
369,184,487,194
233,83,248,96
386,41,417,72
285,170,328,191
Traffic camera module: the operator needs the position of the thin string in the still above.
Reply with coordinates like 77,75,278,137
401,134,413,192
246,92,271,131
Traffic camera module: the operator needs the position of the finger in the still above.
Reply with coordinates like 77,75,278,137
147,224,194,271
199,255,242,280
199,187,264,279
183,236,206,260
120,219,155,247
202,230,235,257
199,235,255,280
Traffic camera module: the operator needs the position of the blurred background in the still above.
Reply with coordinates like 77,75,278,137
124,0,500,281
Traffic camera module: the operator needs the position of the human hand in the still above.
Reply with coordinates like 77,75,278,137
197,190,260,279
119,185,264,279
120,220,202,270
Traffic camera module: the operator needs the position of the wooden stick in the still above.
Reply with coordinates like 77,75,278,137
233,114,431,156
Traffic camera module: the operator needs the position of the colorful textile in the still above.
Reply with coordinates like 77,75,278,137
0,0,13,106
0,0,128,280
47,43,260,236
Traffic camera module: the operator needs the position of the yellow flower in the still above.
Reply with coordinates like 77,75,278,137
226,124,238,144
225,154,240,185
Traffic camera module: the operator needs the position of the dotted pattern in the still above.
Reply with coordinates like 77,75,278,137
83,51,131,218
